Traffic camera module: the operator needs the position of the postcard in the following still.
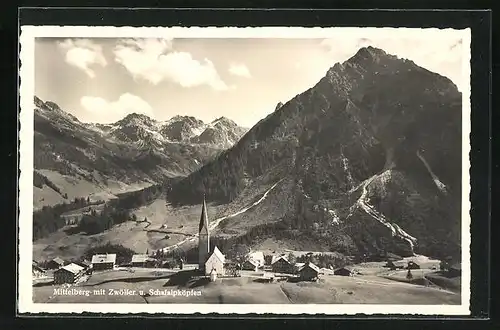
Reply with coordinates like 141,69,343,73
18,25,471,315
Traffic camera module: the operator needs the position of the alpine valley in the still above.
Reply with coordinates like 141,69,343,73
33,46,462,264
33,95,247,210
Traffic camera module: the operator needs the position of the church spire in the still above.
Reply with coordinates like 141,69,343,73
199,194,209,233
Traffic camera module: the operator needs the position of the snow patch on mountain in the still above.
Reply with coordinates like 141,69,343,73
348,170,418,252
416,150,448,194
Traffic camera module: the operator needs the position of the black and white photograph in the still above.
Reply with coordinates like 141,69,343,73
18,26,471,315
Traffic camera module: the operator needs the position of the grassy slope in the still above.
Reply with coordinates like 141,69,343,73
34,169,153,210
33,200,226,262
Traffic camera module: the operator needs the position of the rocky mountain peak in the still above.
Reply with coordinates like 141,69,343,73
169,115,204,126
275,102,284,111
115,113,156,127
211,116,238,128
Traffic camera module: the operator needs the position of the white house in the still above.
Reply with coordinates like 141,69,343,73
246,251,265,267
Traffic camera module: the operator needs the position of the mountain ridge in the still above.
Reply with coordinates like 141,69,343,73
33,96,248,209
165,46,462,261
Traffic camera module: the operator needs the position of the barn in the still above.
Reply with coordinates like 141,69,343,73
298,262,320,281
241,258,260,271
32,261,45,278
384,260,397,270
131,254,157,268
91,254,116,271
204,246,225,276
271,255,293,274
334,267,353,276
53,263,84,284
46,257,65,270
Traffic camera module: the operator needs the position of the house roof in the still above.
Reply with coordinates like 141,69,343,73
207,246,225,263
299,262,320,273
52,257,65,265
91,254,117,264
131,254,155,263
247,251,265,262
294,262,305,269
334,267,353,273
32,264,45,272
59,263,84,275
243,259,259,267
271,255,290,265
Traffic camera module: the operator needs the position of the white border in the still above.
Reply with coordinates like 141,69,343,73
18,26,471,315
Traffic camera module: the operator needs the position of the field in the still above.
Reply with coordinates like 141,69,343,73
33,199,227,261
34,169,153,210
33,262,460,305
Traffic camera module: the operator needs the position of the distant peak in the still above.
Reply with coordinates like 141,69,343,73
115,112,155,125
346,46,389,64
211,116,237,126
169,115,203,124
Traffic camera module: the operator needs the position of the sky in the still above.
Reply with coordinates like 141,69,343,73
34,31,466,128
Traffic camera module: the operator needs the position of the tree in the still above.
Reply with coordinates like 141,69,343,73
226,244,250,263
287,252,296,265
406,269,413,280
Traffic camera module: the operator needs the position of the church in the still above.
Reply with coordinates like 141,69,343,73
198,196,225,276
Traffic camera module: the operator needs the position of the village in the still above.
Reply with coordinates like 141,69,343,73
32,198,462,304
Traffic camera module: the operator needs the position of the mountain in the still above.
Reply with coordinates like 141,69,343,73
166,46,462,261
33,97,247,209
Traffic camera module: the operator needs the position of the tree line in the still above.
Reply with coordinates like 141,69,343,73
33,197,101,240
75,205,136,235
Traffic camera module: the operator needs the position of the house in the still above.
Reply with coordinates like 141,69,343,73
294,262,305,274
241,258,260,271
32,261,45,278
384,260,397,270
448,263,461,277
161,259,178,269
246,251,265,267
385,252,403,261
73,260,91,269
407,261,420,270
334,267,353,276
53,263,84,284
91,254,116,271
298,262,321,281
131,254,157,268
204,246,225,276
271,255,293,274
46,257,65,270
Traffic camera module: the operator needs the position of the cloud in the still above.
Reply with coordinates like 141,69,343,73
80,93,154,123
320,33,464,90
228,63,252,78
57,39,107,78
113,38,228,90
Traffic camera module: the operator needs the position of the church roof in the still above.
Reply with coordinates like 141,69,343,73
207,246,225,263
199,196,209,233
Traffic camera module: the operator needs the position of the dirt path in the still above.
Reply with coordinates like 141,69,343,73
279,283,294,303
158,179,284,253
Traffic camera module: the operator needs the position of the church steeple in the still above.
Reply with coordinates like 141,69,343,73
199,194,209,234
198,194,210,270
